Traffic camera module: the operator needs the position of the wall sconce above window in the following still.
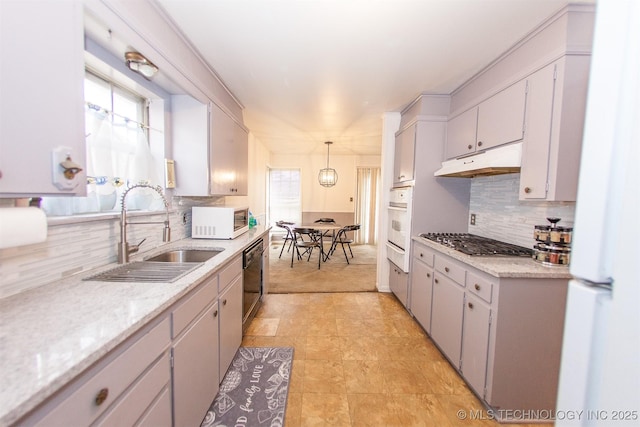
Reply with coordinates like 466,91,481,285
125,51,158,79
318,141,338,187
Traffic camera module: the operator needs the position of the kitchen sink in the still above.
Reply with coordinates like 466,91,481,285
83,261,203,283
145,248,224,263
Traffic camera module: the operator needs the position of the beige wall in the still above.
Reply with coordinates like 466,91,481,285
269,153,381,214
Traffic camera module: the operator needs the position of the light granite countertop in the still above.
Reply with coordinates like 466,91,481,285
0,226,270,427
412,235,572,279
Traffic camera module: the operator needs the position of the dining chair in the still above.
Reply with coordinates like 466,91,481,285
276,221,296,259
314,217,336,238
291,227,322,269
332,224,360,264
314,218,335,223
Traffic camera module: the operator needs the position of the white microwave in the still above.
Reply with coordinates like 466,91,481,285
192,206,250,239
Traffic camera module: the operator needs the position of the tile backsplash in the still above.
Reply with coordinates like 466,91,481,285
468,173,575,248
0,207,191,299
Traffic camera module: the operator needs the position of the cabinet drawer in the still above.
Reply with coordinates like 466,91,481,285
435,256,465,285
413,243,435,267
466,272,493,303
94,352,171,427
173,275,218,338
219,256,242,292
35,318,170,427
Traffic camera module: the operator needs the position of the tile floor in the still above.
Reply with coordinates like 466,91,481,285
242,292,554,427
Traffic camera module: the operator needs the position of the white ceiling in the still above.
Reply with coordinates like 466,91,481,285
155,0,593,156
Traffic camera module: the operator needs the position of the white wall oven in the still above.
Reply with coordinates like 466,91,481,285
386,186,413,272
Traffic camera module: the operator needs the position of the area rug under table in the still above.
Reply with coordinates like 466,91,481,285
201,347,294,427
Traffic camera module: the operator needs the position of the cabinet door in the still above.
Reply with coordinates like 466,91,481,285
409,259,434,333
476,79,527,151
460,292,491,396
219,274,243,380
172,95,210,196
520,57,590,201
389,260,409,308
172,301,220,427
0,0,85,196
446,107,478,159
519,63,555,199
210,103,248,195
431,273,465,368
393,124,416,184
233,122,249,195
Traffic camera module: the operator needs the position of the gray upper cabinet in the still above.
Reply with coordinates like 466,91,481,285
210,102,248,195
520,56,591,201
445,107,478,160
0,0,86,197
476,79,527,151
446,80,527,160
171,95,248,196
393,124,416,185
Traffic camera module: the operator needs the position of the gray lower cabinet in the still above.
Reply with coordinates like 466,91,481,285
460,292,491,396
15,253,248,427
409,242,436,333
172,277,220,427
17,318,172,426
388,260,409,308
427,248,568,418
218,273,243,380
409,258,434,333
430,272,465,367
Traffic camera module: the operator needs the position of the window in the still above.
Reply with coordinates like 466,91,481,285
84,71,147,133
268,169,301,232
42,71,161,216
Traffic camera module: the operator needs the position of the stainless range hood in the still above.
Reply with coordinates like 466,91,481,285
434,142,522,177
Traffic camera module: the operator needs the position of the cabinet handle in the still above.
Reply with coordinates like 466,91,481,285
477,141,483,147
426,273,431,278
434,279,439,284
474,284,481,291
467,144,473,150
445,267,450,273
213,309,218,318
468,302,474,309
223,299,227,306
419,253,423,257
524,187,532,194
95,388,109,406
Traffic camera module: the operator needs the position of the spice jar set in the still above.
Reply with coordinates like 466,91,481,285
532,217,572,266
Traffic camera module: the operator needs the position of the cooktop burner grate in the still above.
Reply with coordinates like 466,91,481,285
419,233,533,257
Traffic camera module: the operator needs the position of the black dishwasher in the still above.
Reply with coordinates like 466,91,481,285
242,238,264,331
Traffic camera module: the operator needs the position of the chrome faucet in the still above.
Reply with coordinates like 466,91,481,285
118,184,171,263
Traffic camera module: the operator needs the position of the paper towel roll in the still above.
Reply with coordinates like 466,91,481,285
0,207,48,249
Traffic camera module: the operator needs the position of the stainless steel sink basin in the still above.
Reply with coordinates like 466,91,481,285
145,249,223,263
84,261,202,283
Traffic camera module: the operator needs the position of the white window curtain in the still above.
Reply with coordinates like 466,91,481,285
42,107,161,216
355,167,380,244
268,168,301,231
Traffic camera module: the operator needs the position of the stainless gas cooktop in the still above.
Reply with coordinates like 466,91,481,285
419,233,533,257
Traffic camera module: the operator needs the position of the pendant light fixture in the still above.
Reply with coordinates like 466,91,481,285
318,141,338,187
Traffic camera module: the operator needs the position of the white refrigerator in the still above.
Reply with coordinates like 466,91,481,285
555,0,640,425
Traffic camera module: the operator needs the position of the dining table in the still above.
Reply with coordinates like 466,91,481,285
295,223,342,262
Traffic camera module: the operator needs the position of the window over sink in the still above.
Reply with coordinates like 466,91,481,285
41,61,167,217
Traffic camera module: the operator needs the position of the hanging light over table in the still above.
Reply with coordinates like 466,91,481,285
318,141,338,187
